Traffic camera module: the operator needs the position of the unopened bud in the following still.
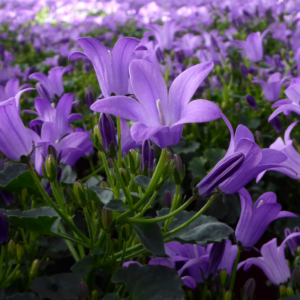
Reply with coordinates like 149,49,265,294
292,269,300,286
270,116,282,133
102,208,113,232
119,168,130,186
245,95,257,110
30,259,40,277
127,150,140,174
163,190,172,207
7,240,16,258
206,290,212,300
121,224,132,241
172,154,184,185
287,287,294,296
45,154,57,183
91,289,98,300
142,139,155,174
220,269,228,287
279,285,287,298
73,182,87,207
85,89,94,108
93,125,101,144
197,152,245,197
16,244,24,263
243,278,256,300
224,291,232,300
78,281,89,300
240,64,248,78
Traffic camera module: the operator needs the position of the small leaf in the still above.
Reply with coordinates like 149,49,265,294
31,273,83,300
89,186,114,204
60,165,77,184
7,294,42,300
71,255,102,277
104,200,130,212
1,207,60,235
131,221,165,256
112,264,185,300
134,176,150,189
188,157,207,178
0,163,37,193
102,294,120,300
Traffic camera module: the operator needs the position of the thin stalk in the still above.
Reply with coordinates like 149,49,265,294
89,158,102,182
27,162,90,246
116,148,168,223
135,191,158,218
202,283,208,300
127,195,196,224
164,193,219,238
119,241,128,268
83,207,94,248
0,246,4,279
1,264,20,287
58,223,80,262
229,248,241,294
81,165,104,182
164,185,180,231
117,248,146,262
112,158,133,209
50,182,65,211
102,233,111,265
100,152,117,197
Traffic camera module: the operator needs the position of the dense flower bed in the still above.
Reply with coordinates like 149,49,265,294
1,0,300,299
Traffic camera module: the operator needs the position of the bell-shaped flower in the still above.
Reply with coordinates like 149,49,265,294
173,33,201,57
91,60,222,148
239,233,300,285
24,93,82,140
0,99,33,161
285,227,300,255
29,66,73,101
252,72,287,102
69,37,143,98
218,240,238,275
146,20,185,51
0,78,34,111
257,121,300,182
231,29,270,63
217,115,293,194
235,188,297,248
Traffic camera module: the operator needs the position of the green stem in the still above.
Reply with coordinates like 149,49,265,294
202,283,208,300
117,248,146,262
50,182,65,211
164,193,219,238
119,241,128,268
1,264,20,287
117,117,122,168
27,162,90,246
127,195,195,224
102,233,111,265
58,223,80,262
116,148,168,222
100,152,117,197
81,165,104,182
83,207,94,248
164,185,180,231
135,191,158,218
112,158,133,208
0,246,4,279
229,248,241,294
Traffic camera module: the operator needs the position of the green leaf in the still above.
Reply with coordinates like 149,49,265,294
60,165,77,184
166,210,234,246
30,273,83,300
0,163,37,193
89,186,114,204
104,200,130,212
102,294,120,300
112,264,185,300
203,148,226,166
6,294,42,300
131,221,165,256
1,207,60,235
134,175,151,189
173,141,200,154
71,255,102,276
188,157,207,178
238,116,261,129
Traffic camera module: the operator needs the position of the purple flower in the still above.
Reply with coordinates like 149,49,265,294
235,188,297,248
239,233,300,285
217,115,292,194
257,121,300,181
29,66,73,101
99,113,118,155
252,72,287,102
205,240,226,279
231,29,270,63
142,139,155,172
218,240,238,275
245,95,257,110
0,99,33,160
0,212,9,245
69,37,142,98
197,152,245,197
173,33,201,57
91,60,221,148
285,227,300,255
85,89,94,108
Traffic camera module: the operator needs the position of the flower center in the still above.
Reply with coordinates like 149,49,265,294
257,200,264,208
156,99,166,126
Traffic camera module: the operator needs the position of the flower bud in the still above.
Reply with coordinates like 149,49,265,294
7,240,16,258
30,259,40,277
279,285,287,298
243,278,256,300
93,125,101,144
91,290,98,300
220,269,228,287
102,208,113,232
127,149,140,174
85,89,94,108
73,182,87,207
291,269,300,286
224,291,232,300
172,154,184,185
287,287,295,296
99,113,118,158
142,139,155,174
78,281,89,300
47,145,57,159
121,224,132,241
45,154,57,183
240,64,248,78
36,83,52,103
197,152,245,197
270,116,282,133
281,48,286,59
163,190,172,207
0,212,9,245
119,168,130,186
16,244,25,263
245,95,257,110
205,240,226,279
274,54,282,70
206,290,212,300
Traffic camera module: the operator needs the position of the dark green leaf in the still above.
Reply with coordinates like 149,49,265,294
131,221,165,256
1,207,60,235
104,200,130,212
89,186,114,204
112,264,185,300
30,273,83,300
166,210,234,245
188,157,207,178
71,255,102,276
60,165,77,184
102,294,120,300
203,148,226,166
134,176,151,189
173,141,200,154
7,294,42,300
0,163,37,193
